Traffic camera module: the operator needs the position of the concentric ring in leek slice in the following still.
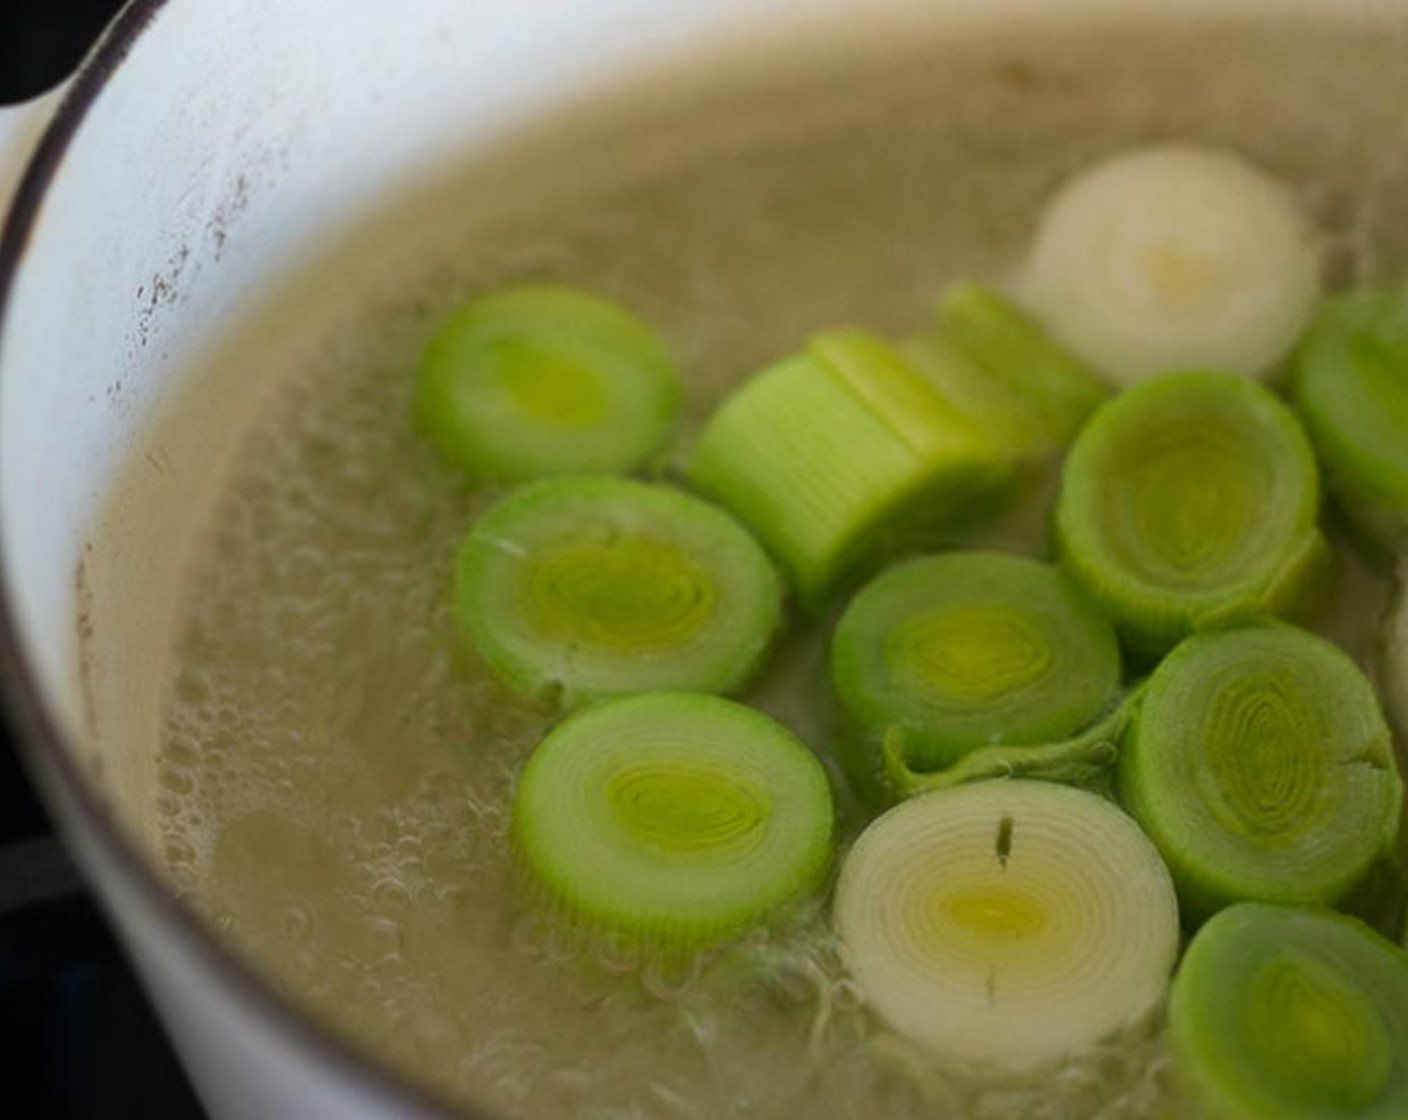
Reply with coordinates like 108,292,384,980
834,780,1178,1068
1170,903,1408,1120
455,477,783,705
1119,625,1402,920
415,285,681,481
1292,287,1408,548
901,284,1110,460
831,551,1122,775
1019,143,1322,385
513,693,835,949
687,329,1012,607
1055,369,1328,657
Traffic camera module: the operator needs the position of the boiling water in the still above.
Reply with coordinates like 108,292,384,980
151,22,1408,1120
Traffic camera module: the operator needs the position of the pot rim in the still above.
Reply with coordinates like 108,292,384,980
0,3,487,1117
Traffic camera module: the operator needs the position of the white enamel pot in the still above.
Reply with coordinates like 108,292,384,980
0,2,1404,1118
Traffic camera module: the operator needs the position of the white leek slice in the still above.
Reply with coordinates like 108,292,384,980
833,780,1179,1068
1018,144,1322,385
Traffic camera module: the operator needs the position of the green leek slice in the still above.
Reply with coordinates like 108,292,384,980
901,283,1110,460
513,693,835,949
1055,369,1328,657
1119,625,1402,920
415,285,681,481
833,780,1178,1068
831,551,1122,776
1019,143,1322,385
687,329,1011,607
1170,903,1408,1120
1292,286,1408,548
1382,569,1408,742
455,477,783,705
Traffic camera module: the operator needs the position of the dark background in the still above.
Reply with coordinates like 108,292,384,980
0,0,127,104
2,1,206,1115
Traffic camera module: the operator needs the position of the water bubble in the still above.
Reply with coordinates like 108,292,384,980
162,835,196,867
283,904,315,941
159,766,194,795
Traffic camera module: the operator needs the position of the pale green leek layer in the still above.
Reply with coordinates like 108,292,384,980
902,283,1109,461
883,689,1139,800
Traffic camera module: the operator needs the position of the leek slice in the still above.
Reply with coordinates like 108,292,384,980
1120,625,1402,920
1019,143,1321,385
513,693,835,949
1170,903,1408,1120
687,330,1011,606
1382,567,1408,742
833,780,1178,1068
901,283,1110,460
831,551,1122,775
1055,369,1328,656
1292,286,1408,548
415,284,681,481
455,477,783,705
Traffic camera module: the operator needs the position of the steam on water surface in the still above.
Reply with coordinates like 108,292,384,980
153,23,1408,1119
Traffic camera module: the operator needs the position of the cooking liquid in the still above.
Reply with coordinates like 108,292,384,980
151,25,1408,1120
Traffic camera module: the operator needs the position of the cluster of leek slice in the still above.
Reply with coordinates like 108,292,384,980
412,143,1408,1114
